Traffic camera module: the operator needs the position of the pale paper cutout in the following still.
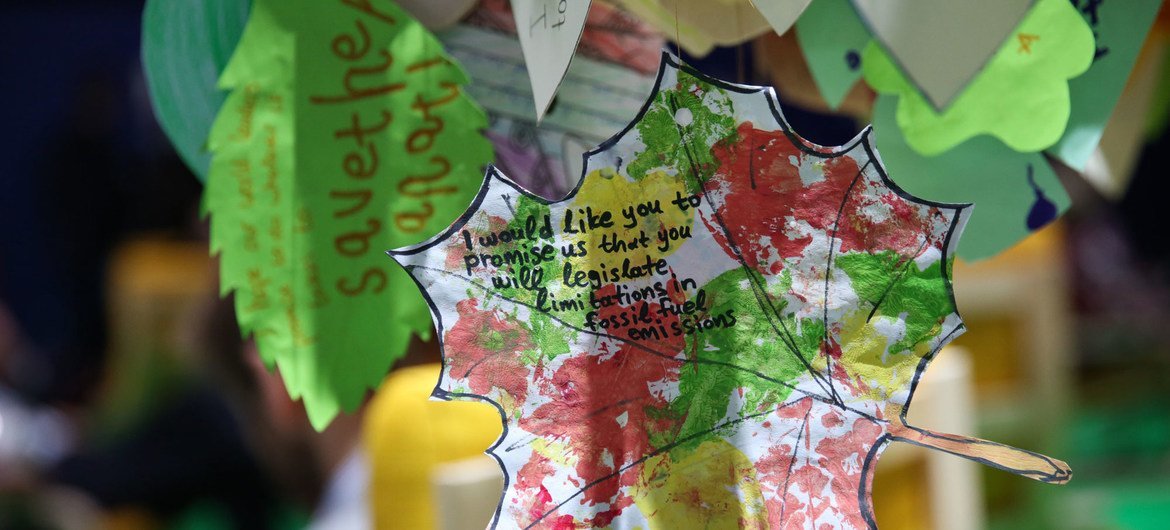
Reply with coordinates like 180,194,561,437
512,0,594,121
852,0,1035,110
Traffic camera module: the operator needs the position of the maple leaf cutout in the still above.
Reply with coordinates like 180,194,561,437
390,55,1070,529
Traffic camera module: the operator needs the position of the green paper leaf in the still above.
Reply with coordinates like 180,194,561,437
863,0,1095,156
1050,0,1163,171
872,95,1070,260
142,0,250,181
206,0,493,430
794,0,870,109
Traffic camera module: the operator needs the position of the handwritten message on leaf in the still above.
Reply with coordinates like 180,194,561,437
207,0,492,430
390,56,1070,528
863,0,1095,156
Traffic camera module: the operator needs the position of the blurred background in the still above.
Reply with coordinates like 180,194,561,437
2,1,1169,529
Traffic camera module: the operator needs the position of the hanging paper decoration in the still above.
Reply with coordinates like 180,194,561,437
793,0,870,111
206,0,493,430
612,0,775,56
1050,0,1164,171
862,0,1095,156
510,0,593,121
754,0,815,40
389,55,1070,529
870,97,1070,260
444,0,663,198
852,0,1035,111
142,0,250,181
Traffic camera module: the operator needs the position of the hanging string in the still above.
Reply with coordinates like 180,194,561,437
673,0,685,60
735,2,746,83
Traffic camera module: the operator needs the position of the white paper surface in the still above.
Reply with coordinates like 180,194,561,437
511,0,593,121
753,0,814,37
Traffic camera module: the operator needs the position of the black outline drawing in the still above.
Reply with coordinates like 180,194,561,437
388,52,1074,530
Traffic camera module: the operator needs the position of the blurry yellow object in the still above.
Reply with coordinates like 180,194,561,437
364,363,502,530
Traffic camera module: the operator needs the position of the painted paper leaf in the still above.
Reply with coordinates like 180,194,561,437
142,0,250,181
390,56,1070,528
862,0,1095,156
206,0,493,430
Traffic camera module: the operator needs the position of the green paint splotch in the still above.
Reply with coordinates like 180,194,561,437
836,250,955,355
666,266,821,454
628,70,739,194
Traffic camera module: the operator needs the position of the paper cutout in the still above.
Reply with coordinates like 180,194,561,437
206,0,493,430
852,0,1035,110
863,0,1095,156
142,0,250,181
511,0,593,121
1050,0,1163,171
871,96,1070,260
794,0,870,110
753,0,814,38
613,0,773,56
465,0,664,76
443,9,660,198
390,55,1070,528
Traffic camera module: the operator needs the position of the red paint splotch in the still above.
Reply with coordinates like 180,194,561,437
521,285,684,508
753,398,883,530
704,123,940,275
444,298,532,408
814,417,885,526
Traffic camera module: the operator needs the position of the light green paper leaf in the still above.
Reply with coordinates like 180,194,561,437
863,0,1095,156
142,0,250,181
206,0,493,430
872,96,1069,260
1050,0,1163,171
794,0,870,109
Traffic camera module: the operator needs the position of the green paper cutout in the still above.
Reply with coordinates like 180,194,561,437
206,0,493,430
863,0,1095,156
794,0,871,109
142,0,250,181
872,96,1070,260
1050,0,1163,171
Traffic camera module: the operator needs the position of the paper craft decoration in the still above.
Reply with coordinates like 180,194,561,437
863,0,1095,156
613,0,774,56
752,0,814,40
870,96,1070,260
397,0,481,30
142,0,250,181
465,0,664,76
1050,0,1164,171
852,0,1035,111
390,55,1070,528
206,0,493,429
511,0,593,121
794,0,870,110
445,1,662,198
